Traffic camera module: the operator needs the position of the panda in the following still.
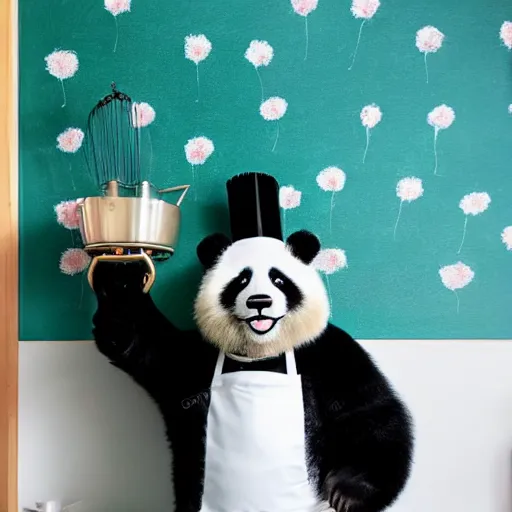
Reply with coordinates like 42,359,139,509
92,172,413,512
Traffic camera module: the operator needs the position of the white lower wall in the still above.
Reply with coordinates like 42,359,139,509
19,340,512,512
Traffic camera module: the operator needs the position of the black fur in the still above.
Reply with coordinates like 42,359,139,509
196,233,231,270
269,267,304,311
286,230,321,264
92,262,413,512
219,268,252,310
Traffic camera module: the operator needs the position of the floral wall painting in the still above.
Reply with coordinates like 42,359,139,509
18,0,512,340
184,34,212,102
416,25,445,84
348,0,380,70
245,40,274,102
393,177,424,240
132,102,156,172
290,0,319,60
502,226,512,251
360,103,382,164
312,248,348,312
316,167,346,237
279,185,302,235
44,50,79,107
184,136,215,199
54,199,83,231
259,97,288,152
56,128,84,154
427,104,455,175
59,248,91,276
56,128,84,190
457,192,491,254
104,0,132,52
500,21,512,49
439,262,474,314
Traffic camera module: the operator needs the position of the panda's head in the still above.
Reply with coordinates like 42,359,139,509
194,230,330,359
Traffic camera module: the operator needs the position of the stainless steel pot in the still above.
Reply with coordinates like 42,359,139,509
78,182,189,293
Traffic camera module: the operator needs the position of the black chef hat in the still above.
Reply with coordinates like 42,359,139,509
226,172,283,242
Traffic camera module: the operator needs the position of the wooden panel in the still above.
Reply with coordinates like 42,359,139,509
0,0,18,509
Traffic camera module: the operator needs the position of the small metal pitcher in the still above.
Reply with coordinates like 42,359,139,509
78,181,190,293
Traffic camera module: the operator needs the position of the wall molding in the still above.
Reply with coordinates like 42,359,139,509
0,0,18,510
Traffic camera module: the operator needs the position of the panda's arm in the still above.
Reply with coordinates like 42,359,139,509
310,325,414,512
91,260,183,381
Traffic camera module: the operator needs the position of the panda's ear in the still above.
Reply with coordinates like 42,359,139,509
197,233,232,270
286,230,321,264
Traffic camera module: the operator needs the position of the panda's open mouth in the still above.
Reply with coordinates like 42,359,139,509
244,315,282,335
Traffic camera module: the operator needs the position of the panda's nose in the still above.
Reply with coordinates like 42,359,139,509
246,294,273,313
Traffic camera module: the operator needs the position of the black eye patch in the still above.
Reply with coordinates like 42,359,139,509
220,268,253,310
269,268,303,311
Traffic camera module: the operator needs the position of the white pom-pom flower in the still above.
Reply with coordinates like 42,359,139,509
104,0,131,16
416,26,444,53
260,97,288,121
312,249,348,274
55,199,83,230
500,21,512,49
132,102,156,128
501,226,512,250
57,128,84,153
316,167,346,192
184,136,214,165
185,34,212,64
245,40,274,67
59,249,91,275
279,186,302,210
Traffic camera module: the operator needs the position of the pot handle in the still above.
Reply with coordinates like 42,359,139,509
87,252,156,294
157,184,190,207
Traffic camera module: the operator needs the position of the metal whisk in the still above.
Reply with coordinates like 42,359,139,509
83,83,145,196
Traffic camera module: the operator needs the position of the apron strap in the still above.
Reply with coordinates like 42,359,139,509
285,351,297,375
213,351,225,379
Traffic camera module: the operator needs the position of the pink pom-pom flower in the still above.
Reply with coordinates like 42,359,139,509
59,248,91,276
501,226,512,250
55,199,83,229
45,50,79,80
459,192,491,216
312,249,348,274
260,97,288,121
427,104,455,130
291,0,318,17
245,40,274,67
56,128,84,153
416,26,444,53
105,0,131,16
396,177,423,202
184,137,214,165
351,0,380,19
316,167,346,192
439,262,474,291
279,186,302,209
132,102,156,128
185,34,212,64
360,104,382,128
500,21,512,49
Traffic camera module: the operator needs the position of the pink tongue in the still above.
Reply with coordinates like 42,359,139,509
251,319,273,332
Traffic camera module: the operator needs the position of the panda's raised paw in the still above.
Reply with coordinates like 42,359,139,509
91,260,149,298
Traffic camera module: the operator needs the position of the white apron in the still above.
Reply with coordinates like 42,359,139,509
200,350,332,512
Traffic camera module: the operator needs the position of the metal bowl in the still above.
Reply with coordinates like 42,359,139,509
78,195,182,257
78,183,189,293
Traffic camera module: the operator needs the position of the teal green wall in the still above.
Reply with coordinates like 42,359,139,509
19,0,512,341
